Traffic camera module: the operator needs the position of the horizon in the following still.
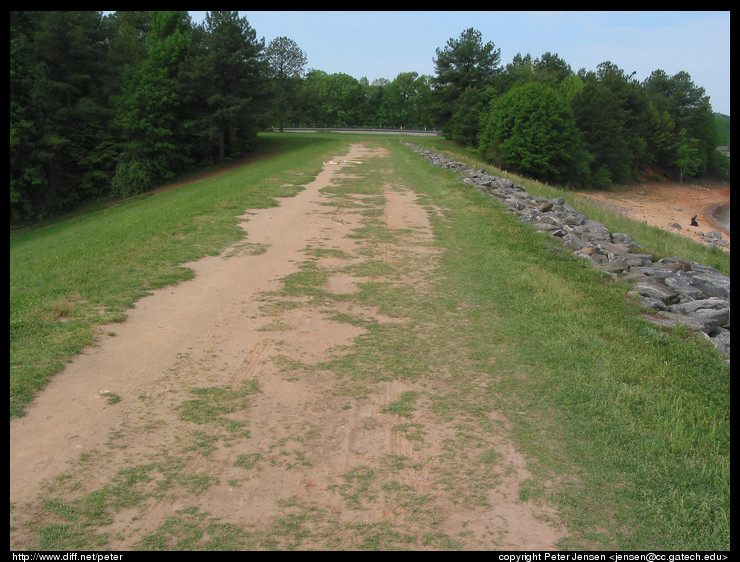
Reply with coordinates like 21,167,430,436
192,11,730,116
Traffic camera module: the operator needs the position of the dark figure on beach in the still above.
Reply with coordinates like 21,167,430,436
690,215,699,227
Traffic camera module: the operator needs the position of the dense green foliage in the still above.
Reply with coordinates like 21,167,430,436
434,30,727,188
10,13,729,223
11,11,269,222
430,27,501,146
714,113,730,147
479,81,591,186
476,54,727,189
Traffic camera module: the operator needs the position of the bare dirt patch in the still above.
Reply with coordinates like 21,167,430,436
575,181,730,251
10,143,565,550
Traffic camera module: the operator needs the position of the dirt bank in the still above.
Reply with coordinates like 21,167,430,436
574,181,730,251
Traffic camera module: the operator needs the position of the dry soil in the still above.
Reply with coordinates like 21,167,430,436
10,144,566,551
575,181,730,251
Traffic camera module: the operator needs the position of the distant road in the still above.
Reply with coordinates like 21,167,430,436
272,127,442,136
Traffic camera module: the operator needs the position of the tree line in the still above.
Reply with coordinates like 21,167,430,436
10,12,729,224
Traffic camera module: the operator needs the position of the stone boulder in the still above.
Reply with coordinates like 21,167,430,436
402,142,730,360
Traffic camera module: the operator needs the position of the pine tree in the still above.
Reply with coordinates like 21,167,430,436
188,11,268,161
10,11,111,221
432,28,500,146
112,11,194,196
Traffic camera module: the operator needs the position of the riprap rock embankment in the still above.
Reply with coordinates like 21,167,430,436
403,143,730,360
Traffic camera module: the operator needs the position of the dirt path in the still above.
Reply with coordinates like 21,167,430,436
10,144,564,551
574,181,730,251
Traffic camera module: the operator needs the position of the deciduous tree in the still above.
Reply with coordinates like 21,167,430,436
479,81,590,187
570,76,632,186
112,11,194,196
265,36,307,131
643,69,719,179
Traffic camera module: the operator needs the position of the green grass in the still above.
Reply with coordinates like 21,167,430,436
9,133,348,418
407,136,731,276
10,133,730,551
176,380,260,435
382,139,730,549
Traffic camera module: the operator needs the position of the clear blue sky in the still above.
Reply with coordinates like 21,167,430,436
188,11,730,115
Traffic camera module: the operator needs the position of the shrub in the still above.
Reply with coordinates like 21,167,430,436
110,158,154,198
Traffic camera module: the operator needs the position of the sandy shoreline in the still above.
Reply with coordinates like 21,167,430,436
575,181,730,251
705,203,730,232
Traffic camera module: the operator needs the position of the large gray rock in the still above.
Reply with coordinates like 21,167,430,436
663,274,709,301
575,220,613,242
631,280,682,306
403,142,731,360
689,273,731,299
671,298,730,328
707,330,731,356
647,311,720,335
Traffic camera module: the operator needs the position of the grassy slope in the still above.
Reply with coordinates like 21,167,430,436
10,133,730,550
387,138,729,549
10,133,347,418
